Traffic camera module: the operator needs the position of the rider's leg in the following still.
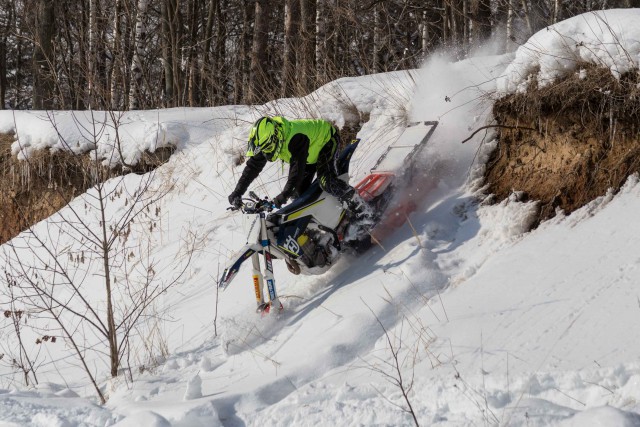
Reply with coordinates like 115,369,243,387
318,137,374,222
297,164,317,197
316,136,354,199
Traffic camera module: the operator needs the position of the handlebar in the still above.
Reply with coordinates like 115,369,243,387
227,193,276,214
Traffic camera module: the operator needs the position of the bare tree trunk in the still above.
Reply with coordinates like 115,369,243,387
450,0,458,46
299,0,315,94
186,0,199,107
33,0,56,109
110,0,123,109
420,10,429,59
553,0,563,23
234,0,253,103
161,0,174,107
0,41,5,109
96,182,119,378
521,0,534,35
373,4,381,73
0,0,7,109
463,0,469,49
168,0,182,106
88,0,97,107
83,0,109,108
522,0,547,35
129,0,149,110
472,0,492,49
201,0,216,105
249,0,269,103
214,0,227,105
450,0,465,56
530,0,547,32
327,0,342,77
282,0,300,97
449,0,459,46
196,0,226,106
506,0,516,51
442,0,449,46
315,0,328,83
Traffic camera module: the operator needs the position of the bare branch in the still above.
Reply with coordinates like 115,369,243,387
461,124,539,144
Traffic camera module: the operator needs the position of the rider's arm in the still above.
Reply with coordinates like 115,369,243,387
233,152,268,195
281,134,310,199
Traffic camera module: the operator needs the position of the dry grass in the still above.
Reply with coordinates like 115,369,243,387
0,133,174,245
485,66,640,224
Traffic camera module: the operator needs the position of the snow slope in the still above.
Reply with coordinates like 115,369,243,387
2,9,640,427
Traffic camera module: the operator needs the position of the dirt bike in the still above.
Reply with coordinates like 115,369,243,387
219,121,439,313
218,139,397,313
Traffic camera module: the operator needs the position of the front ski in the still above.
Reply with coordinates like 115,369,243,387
256,300,284,315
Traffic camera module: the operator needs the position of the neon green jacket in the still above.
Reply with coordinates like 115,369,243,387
270,117,334,164
235,117,337,199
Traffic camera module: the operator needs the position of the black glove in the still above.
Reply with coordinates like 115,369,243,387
273,193,288,208
228,192,242,209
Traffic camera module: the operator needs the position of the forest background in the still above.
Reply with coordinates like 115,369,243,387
2,0,640,112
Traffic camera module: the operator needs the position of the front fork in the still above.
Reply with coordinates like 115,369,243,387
252,213,282,314
251,252,264,306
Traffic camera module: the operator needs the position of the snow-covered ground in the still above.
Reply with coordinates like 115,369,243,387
1,9,640,427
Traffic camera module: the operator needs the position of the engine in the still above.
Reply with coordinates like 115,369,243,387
300,228,335,268
281,227,337,275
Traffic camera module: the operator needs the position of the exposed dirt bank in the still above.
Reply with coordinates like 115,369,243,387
485,66,640,225
0,133,173,245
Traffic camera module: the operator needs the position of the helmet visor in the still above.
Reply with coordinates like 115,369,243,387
252,134,278,158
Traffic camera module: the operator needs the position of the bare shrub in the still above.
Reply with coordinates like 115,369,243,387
0,113,194,403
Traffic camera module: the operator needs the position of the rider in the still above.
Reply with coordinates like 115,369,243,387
228,116,363,211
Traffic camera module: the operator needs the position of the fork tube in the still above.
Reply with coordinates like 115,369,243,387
259,212,279,307
251,252,265,307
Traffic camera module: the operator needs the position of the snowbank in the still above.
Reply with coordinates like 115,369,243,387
498,8,640,93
